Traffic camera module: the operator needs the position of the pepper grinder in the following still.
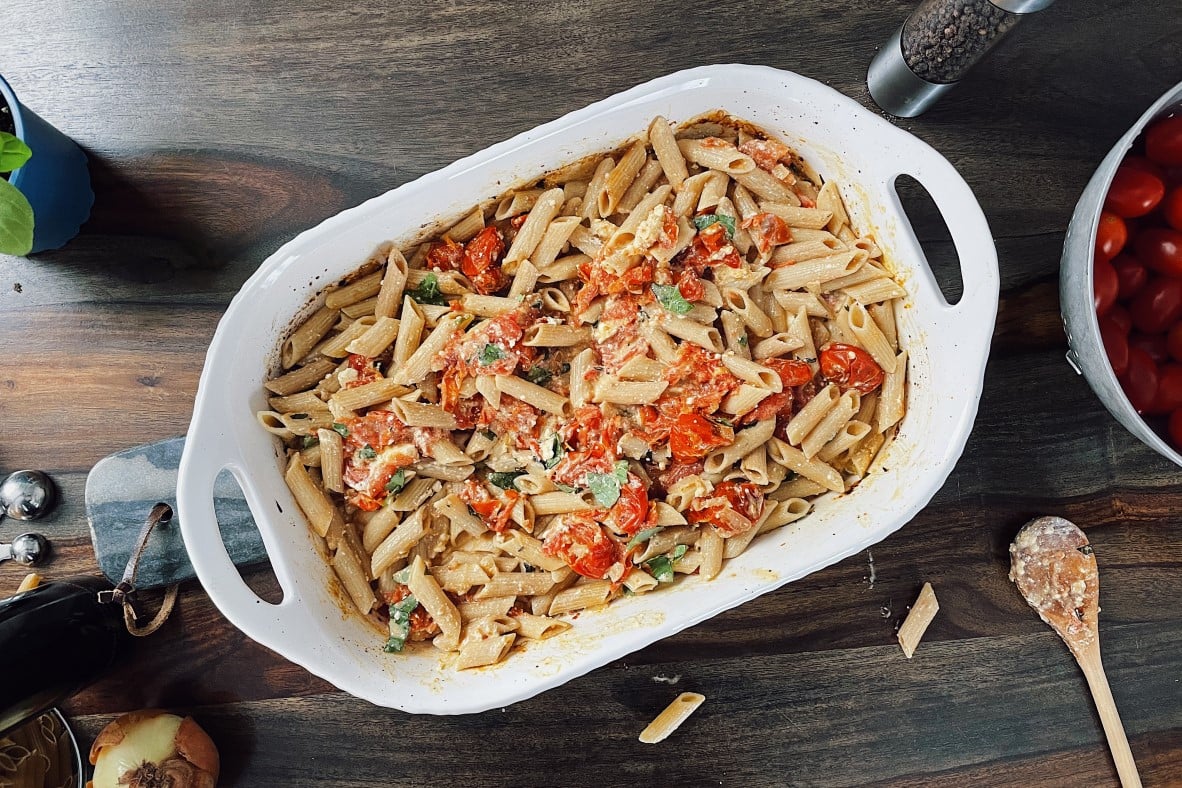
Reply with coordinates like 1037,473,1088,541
868,0,1056,118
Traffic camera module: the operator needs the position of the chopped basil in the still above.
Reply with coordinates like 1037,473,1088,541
737,334,748,347
385,470,408,495
525,365,553,386
301,435,319,449
392,566,411,584
651,283,693,315
358,445,377,460
479,343,506,365
585,461,630,508
646,544,689,583
626,526,663,551
383,594,419,653
488,470,525,490
331,422,349,437
482,429,498,441
542,433,564,469
408,273,447,305
693,213,736,239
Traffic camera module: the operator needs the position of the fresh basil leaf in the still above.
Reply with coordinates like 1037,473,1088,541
651,283,693,315
525,366,553,386
488,470,525,490
385,470,408,494
0,132,32,173
408,272,447,305
586,471,623,508
383,594,419,653
358,445,377,460
646,545,688,583
612,460,630,484
0,179,33,257
646,555,675,583
542,433,563,469
626,526,663,551
479,343,506,365
301,435,320,449
331,422,349,437
391,567,411,584
482,429,498,441
693,213,736,239
737,334,748,347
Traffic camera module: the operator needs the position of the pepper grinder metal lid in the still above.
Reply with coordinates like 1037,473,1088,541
868,0,1056,118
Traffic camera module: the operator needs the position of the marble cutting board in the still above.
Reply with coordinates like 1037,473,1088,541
85,436,268,589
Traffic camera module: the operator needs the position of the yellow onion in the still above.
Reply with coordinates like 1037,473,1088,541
88,709,219,788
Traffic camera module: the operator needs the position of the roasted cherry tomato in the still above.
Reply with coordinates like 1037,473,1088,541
1093,256,1119,316
1169,408,1182,449
1108,304,1133,335
1105,166,1165,218
542,513,621,580
668,412,734,463
1153,363,1182,414
1164,187,1182,232
1134,228,1182,278
1131,276,1182,334
425,236,464,272
605,474,650,537
819,343,884,393
1111,254,1148,300
1168,322,1182,363
1121,347,1159,414
687,480,765,537
1130,332,1170,364
676,268,705,302
1146,116,1182,167
764,357,815,388
461,226,507,295
1121,155,1165,180
1100,317,1130,377
1095,212,1128,260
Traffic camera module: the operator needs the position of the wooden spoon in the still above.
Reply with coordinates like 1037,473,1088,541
1009,516,1142,788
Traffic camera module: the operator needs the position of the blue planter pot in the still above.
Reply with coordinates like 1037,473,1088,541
0,75,93,254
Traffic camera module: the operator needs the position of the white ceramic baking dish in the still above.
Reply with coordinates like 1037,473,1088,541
177,64,998,714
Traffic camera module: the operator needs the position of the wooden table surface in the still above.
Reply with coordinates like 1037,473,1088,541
3,1,1181,785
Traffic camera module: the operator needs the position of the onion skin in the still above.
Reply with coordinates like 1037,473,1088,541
88,709,219,788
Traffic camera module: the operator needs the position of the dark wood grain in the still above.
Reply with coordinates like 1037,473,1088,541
2,0,1182,786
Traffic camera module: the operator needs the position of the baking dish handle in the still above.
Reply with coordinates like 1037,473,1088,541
177,434,310,649
892,150,1000,329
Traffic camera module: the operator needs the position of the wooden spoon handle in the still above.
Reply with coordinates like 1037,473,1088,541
1077,642,1142,788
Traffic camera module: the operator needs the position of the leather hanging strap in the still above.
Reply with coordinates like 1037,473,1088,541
98,502,181,637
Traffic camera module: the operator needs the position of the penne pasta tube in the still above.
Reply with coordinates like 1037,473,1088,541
784,383,840,445
672,171,714,217
757,497,812,534
648,116,688,190
316,428,345,493
767,438,845,493
801,390,860,459
508,259,541,301
537,253,584,284
371,509,427,576
265,357,337,395
391,313,467,385
843,277,908,305
721,383,773,416
269,389,329,414
762,203,834,230
530,491,594,515
332,544,377,615
847,302,897,373
549,580,613,615
496,374,572,416
524,323,591,347
818,420,873,464
869,299,899,351
375,248,410,318
720,311,751,359
592,377,669,405
515,612,571,640
387,397,459,429
771,237,845,265
598,140,647,217
662,316,724,353
877,349,908,433
677,137,755,174
618,158,665,214
734,167,796,202
325,270,384,309
530,217,581,271
459,293,519,317
408,556,463,652
496,189,543,220
816,180,851,234
284,454,336,537
753,332,805,360
446,206,485,243
281,305,340,369
764,251,860,291
505,187,565,267
772,290,830,318
703,419,775,475
721,287,774,337
639,692,706,744
569,348,596,408
330,377,406,412
345,315,401,358
580,157,616,220
456,632,515,669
